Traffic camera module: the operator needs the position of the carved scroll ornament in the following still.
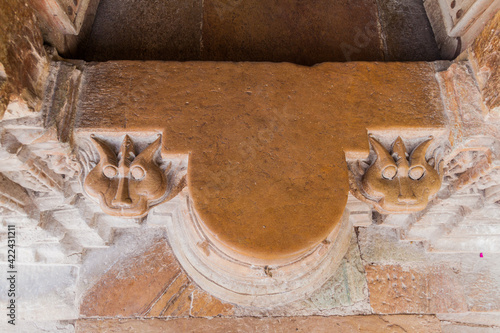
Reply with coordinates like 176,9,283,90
351,136,443,214
83,134,185,218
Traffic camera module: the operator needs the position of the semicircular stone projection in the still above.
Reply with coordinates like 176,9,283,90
75,61,448,261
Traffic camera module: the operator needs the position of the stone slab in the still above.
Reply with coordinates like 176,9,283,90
81,228,370,317
78,0,203,61
80,235,234,317
366,264,468,314
376,0,441,61
74,61,447,260
201,0,384,64
76,315,442,332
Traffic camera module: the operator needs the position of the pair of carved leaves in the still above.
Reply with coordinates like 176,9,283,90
82,133,443,218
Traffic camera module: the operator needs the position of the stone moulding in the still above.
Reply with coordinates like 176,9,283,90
348,135,447,214
150,189,353,308
78,132,187,218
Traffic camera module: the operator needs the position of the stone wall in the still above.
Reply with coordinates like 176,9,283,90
0,2,500,333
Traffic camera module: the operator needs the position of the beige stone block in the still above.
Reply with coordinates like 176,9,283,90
357,225,428,263
366,264,468,314
76,315,442,333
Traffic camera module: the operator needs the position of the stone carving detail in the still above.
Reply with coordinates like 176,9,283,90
350,136,443,214
444,148,494,191
0,173,35,216
83,134,186,218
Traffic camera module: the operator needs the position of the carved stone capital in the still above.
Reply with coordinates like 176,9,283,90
78,133,187,218
348,135,446,214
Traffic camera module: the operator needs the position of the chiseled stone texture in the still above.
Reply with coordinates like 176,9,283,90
366,264,468,314
357,224,428,264
76,315,442,332
80,232,233,317
0,263,79,320
75,61,446,260
470,10,500,116
80,228,370,317
359,223,500,313
202,0,384,64
439,313,500,333
376,0,440,61
79,0,203,61
0,0,48,118
232,230,370,316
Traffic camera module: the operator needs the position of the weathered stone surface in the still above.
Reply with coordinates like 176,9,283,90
72,0,445,63
439,312,500,333
357,224,428,263
80,237,182,316
202,0,384,64
76,315,442,332
232,230,370,316
376,0,440,61
74,61,446,260
366,264,468,314
0,0,48,118
80,234,234,317
435,62,497,147
0,263,79,320
470,10,500,116
458,254,500,312
79,0,203,61
0,320,75,333
305,231,368,311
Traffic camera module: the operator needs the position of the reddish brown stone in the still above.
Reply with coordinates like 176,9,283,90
79,0,203,61
80,237,182,316
471,10,500,116
376,0,440,61
0,0,48,118
366,264,467,314
80,236,234,317
76,315,442,332
75,61,446,260
190,289,234,317
201,0,384,64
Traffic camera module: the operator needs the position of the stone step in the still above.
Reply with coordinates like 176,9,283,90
405,224,447,240
51,208,93,230
0,227,60,246
416,211,462,226
429,193,483,212
34,243,69,264
429,235,500,253
446,224,500,237
93,214,140,244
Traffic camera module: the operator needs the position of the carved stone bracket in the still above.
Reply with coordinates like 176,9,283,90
78,133,187,218
150,189,353,308
348,135,446,214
